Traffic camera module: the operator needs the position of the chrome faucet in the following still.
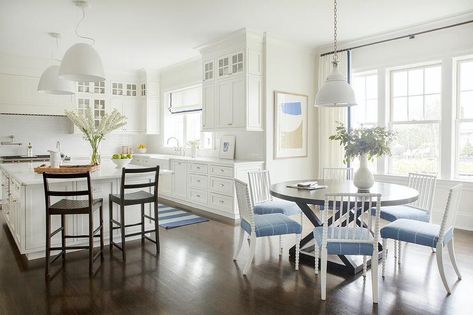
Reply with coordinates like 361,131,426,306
166,137,183,155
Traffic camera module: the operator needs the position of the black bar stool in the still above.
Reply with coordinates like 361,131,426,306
109,166,160,261
43,172,104,279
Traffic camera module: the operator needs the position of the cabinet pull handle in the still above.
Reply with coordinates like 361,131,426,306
219,184,225,187
197,180,201,182
219,200,224,204
220,169,224,172
227,123,232,126
196,194,201,198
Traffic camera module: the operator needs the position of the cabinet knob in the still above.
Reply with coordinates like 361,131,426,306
219,184,225,187
219,200,224,204
227,123,232,126
196,194,201,198
196,179,201,183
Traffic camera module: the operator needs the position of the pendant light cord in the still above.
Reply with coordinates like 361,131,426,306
75,7,96,45
333,0,338,64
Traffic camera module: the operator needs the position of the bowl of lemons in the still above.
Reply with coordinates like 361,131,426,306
111,154,133,168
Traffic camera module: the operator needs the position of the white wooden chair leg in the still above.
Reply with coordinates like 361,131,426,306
300,212,303,228
243,233,256,276
447,239,462,280
363,256,367,277
372,249,379,304
320,247,328,301
295,234,301,271
233,228,245,261
394,240,398,262
279,235,283,256
435,243,451,294
314,244,320,275
382,239,387,278
397,241,401,265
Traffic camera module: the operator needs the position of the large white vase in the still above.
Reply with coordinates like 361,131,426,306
353,154,374,191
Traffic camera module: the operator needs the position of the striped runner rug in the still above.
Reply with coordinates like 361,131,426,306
158,204,209,229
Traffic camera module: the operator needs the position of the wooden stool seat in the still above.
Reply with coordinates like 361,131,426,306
49,198,103,214
43,172,104,279
109,166,160,261
110,191,155,206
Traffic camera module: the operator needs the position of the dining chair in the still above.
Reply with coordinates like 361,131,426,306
322,167,353,180
233,179,302,276
314,192,382,303
378,173,437,261
381,184,462,294
43,172,104,279
248,170,302,254
109,166,160,261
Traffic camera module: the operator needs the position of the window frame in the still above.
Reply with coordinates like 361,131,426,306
454,56,473,179
387,62,443,176
351,70,379,128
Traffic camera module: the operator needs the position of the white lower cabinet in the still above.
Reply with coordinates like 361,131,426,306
171,160,188,200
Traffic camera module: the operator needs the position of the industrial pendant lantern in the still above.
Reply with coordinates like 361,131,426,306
315,0,356,107
37,33,75,95
59,0,105,82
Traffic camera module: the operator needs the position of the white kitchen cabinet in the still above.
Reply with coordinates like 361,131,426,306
198,29,264,131
171,160,188,200
111,97,146,133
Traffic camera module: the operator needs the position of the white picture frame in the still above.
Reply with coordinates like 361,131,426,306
219,135,236,160
274,91,308,159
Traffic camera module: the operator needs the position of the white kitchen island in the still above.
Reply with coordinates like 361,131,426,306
0,161,172,260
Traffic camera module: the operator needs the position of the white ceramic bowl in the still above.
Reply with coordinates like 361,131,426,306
138,148,147,154
111,158,132,169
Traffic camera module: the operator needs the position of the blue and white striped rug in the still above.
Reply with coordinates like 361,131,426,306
158,204,209,229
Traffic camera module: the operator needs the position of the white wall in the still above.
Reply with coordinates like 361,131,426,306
147,57,265,160
264,36,318,183
325,19,473,230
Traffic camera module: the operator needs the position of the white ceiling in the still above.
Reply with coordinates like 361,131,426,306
1,0,473,71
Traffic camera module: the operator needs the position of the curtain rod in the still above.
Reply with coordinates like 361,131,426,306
320,19,473,57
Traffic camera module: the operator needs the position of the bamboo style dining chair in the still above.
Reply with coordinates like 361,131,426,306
314,192,382,303
248,170,303,254
381,184,463,294
378,173,437,261
233,179,302,276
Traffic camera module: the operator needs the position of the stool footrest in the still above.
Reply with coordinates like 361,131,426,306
126,229,157,238
51,245,89,250
93,225,102,236
50,226,64,238
143,214,155,221
144,235,157,244
49,251,64,265
111,242,123,251
92,250,102,262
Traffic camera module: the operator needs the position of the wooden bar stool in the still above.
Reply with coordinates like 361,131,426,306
43,172,104,279
109,166,160,261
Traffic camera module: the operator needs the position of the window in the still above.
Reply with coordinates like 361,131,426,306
231,53,244,74
126,84,137,96
218,56,230,77
141,83,146,96
112,83,123,95
163,85,213,150
93,99,105,128
388,64,441,175
77,82,90,93
204,61,214,81
352,72,378,128
77,98,90,115
456,58,473,178
94,81,105,94
350,71,378,172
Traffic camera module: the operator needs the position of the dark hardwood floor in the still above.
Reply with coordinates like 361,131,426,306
0,209,471,315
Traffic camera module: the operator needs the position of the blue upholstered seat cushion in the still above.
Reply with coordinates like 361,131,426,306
313,227,374,255
241,214,302,237
377,205,430,222
253,199,301,216
380,219,453,248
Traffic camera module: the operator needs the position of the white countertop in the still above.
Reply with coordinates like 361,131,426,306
0,160,172,186
134,153,263,165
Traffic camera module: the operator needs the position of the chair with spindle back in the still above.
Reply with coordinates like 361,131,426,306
248,170,302,255
43,172,104,279
314,192,382,303
233,179,302,275
381,184,462,294
378,173,437,261
109,166,160,261
322,167,354,181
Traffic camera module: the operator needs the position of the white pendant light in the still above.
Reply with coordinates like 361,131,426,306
59,0,105,82
37,33,74,95
38,65,75,95
315,0,357,107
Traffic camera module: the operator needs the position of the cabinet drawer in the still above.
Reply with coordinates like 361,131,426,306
189,189,208,205
209,193,233,212
209,177,234,196
209,165,233,178
189,174,208,189
189,163,208,174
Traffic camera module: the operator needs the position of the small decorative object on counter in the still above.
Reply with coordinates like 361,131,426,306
48,150,61,168
187,140,199,158
111,153,133,168
329,123,396,191
219,135,236,160
27,142,33,157
137,144,147,154
65,108,127,165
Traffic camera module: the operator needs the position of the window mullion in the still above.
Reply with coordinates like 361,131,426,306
441,57,454,179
